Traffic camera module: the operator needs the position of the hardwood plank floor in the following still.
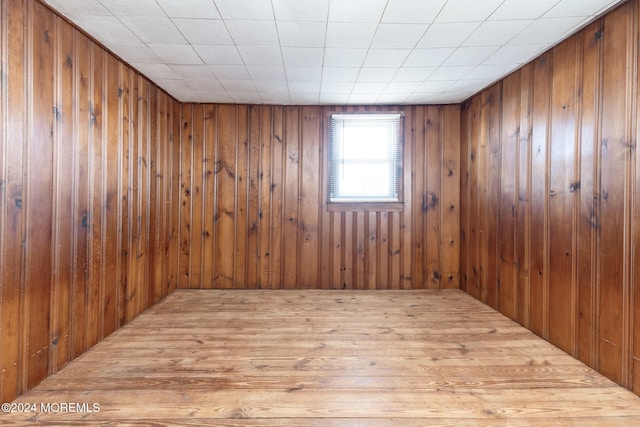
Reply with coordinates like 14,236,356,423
3,289,640,425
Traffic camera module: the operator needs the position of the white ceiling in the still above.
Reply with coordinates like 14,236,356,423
43,0,624,105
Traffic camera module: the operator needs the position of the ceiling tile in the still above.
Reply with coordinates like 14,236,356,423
282,48,324,67
131,63,181,80
156,0,221,19
289,81,321,92
214,0,274,20
384,80,423,92
417,22,480,48
170,64,215,79
272,0,329,21
510,17,586,44
404,48,455,67
287,66,323,81
382,0,447,23
483,44,547,65
254,80,289,92
544,0,616,17
187,79,225,91
238,46,283,65
322,67,360,82
465,63,516,80
391,67,435,81
328,0,387,22
351,82,388,93
105,44,161,64
320,82,354,93
371,24,428,48
277,22,326,47
326,22,378,48
376,93,410,104
43,0,111,15
442,46,498,66
147,44,203,64
418,80,455,92
290,92,320,104
323,48,368,67
357,68,397,82
187,91,234,103
209,65,251,80
429,66,474,80
363,49,411,67
172,19,233,45
462,20,534,46
45,0,627,105
193,45,243,64
489,0,560,20
120,17,187,44
435,0,504,23
349,93,380,103
99,0,166,16
226,20,280,46
246,65,287,80
65,15,142,45
319,93,350,104
154,78,193,92
450,78,495,92
220,79,257,91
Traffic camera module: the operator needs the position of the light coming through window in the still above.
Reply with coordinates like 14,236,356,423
329,113,403,203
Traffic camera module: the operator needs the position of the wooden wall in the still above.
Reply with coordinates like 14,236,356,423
0,0,180,403
460,0,640,393
176,104,460,290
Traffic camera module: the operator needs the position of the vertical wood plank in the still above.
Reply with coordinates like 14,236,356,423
190,104,203,289
235,105,249,288
517,64,533,328
103,53,119,338
202,104,216,289
299,106,321,288
215,104,237,289
25,0,54,388
1,0,26,402
498,73,519,320
246,105,261,289
441,105,460,289
283,107,300,289
530,53,552,338
50,14,73,373
425,106,442,289
258,106,272,288
179,103,192,289
548,38,579,354
598,5,631,384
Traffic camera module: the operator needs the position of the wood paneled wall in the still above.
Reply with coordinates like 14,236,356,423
176,104,460,290
0,0,180,403
460,0,640,393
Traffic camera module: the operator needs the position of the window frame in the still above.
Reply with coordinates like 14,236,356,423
326,112,405,212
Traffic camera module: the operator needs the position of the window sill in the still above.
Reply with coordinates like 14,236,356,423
326,201,405,212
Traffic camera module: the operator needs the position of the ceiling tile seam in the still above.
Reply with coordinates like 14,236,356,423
271,1,292,104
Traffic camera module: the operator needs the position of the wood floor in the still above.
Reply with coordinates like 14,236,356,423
4,289,640,426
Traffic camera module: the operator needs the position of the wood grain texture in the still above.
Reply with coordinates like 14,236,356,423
5,289,640,425
0,0,180,403
460,0,640,397
176,105,461,291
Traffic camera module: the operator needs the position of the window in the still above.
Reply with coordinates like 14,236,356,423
328,113,403,207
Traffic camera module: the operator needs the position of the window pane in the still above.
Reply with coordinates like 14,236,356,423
341,125,392,160
337,163,392,198
329,113,402,203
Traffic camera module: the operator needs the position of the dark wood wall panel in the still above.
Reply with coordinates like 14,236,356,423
176,104,460,291
460,0,640,395
0,0,180,403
